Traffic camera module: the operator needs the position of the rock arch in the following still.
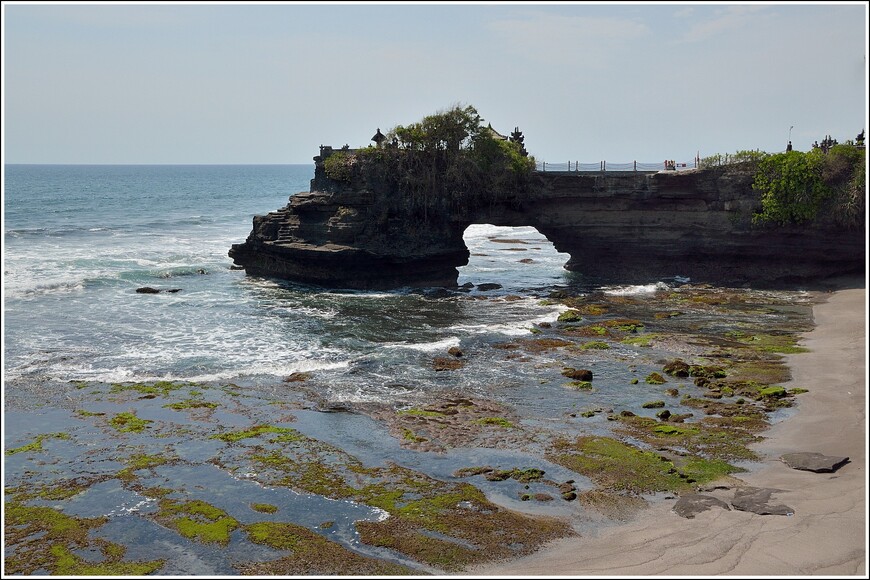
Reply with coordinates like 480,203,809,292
229,155,863,290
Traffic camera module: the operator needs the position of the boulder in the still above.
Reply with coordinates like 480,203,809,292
781,452,850,473
561,368,593,381
731,487,794,516
663,359,690,377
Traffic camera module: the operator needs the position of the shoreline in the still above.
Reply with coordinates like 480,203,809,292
472,286,867,576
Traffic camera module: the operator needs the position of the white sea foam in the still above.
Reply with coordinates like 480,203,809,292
4,278,87,299
603,282,671,296
382,336,461,353
104,497,156,517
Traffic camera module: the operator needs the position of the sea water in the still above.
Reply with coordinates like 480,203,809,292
3,164,815,573
3,165,576,390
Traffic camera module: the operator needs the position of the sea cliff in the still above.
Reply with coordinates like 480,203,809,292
229,153,864,289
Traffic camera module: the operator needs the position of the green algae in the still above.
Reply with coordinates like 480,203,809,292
758,386,788,398
75,409,105,417
580,341,610,350
51,544,165,576
645,372,667,384
5,432,70,455
117,453,171,482
157,499,239,545
398,408,446,418
4,501,163,575
251,503,279,514
163,399,218,410
108,412,152,433
242,521,415,575
622,334,660,347
402,428,428,442
548,436,686,493
642,401,665,409
548,435,740,494
724,330,809,354
109,380,194,397
212,424,302,443
617,414,761,461
566,381,593,391
473,417,514,428
557,310,583,322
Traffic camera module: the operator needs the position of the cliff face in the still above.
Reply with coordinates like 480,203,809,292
228,159,864,289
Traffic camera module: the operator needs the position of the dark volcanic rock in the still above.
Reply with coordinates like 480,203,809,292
561,368,593,381
476,283,503,292
136,287,182,294
673,494,731,519
731,487,794,516
781,452,850,473
228,149,864,289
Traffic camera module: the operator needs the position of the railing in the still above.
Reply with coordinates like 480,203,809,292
535,160,698,172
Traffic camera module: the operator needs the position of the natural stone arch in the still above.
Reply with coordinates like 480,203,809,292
457,223,572,289
229,158,864,290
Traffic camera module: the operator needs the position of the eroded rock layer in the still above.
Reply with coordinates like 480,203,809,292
229,156,864,289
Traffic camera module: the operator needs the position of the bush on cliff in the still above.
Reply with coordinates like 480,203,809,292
323,105,535,218
752,145,865,228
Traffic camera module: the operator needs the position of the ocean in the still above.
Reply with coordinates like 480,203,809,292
2,164,817,574
4,164,582,393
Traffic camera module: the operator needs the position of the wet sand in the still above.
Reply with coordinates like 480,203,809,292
472,287,866,576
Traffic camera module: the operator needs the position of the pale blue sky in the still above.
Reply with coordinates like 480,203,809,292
2,2,868,164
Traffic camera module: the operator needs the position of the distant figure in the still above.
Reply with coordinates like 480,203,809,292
371,128,386,148
856,130,865,147
786,141,793,152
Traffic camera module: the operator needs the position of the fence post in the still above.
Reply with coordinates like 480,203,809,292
603,160,606,172
543,162,546,172
634,160,637,172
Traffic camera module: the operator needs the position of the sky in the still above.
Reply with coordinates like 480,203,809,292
2,1,868,165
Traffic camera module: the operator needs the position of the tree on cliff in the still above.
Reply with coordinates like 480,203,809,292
323,104,535,220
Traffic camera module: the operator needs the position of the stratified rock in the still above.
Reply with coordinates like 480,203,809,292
673,494,731,518
781,452,850,473
228,149,864,290
731,487,794,516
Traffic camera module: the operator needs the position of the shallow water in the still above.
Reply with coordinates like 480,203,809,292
3,164,819,574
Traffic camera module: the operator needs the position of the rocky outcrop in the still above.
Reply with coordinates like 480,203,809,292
228,152,865,289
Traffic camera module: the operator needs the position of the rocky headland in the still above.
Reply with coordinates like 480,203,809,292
229,149,864,289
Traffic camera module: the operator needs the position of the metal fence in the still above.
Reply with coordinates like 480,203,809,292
535,160,697,172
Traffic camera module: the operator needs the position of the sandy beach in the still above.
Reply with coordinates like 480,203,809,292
473,286,867,577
